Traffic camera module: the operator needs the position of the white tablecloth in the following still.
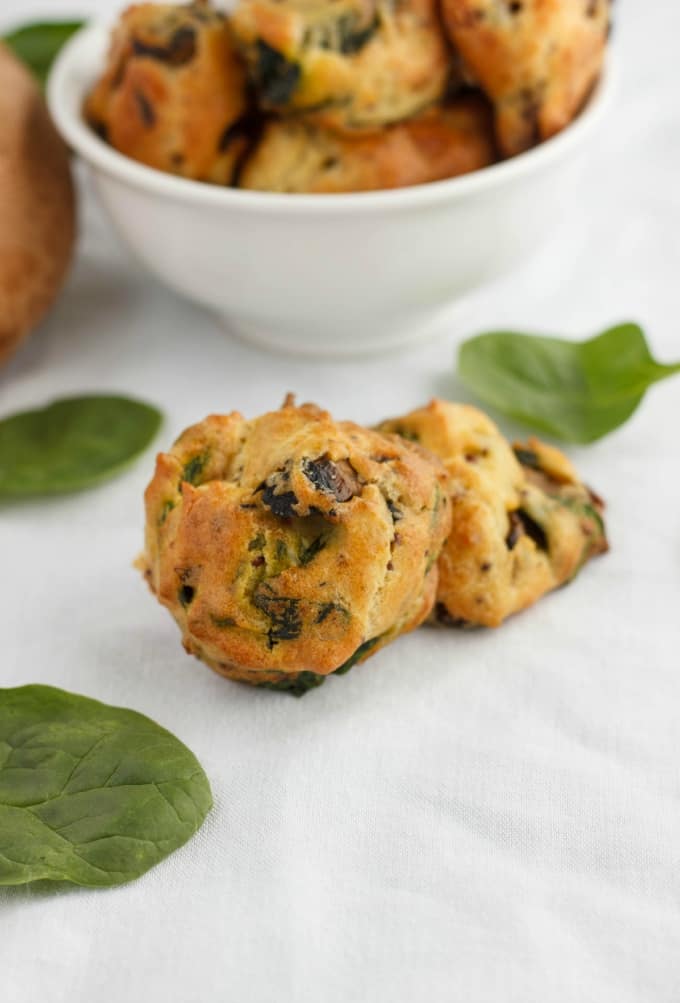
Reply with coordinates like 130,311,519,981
2,1,679,1000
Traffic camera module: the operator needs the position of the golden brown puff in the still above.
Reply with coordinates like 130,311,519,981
239,94,495,192
139,398,451,694
378,400,607,628
440,0,610,156
84,2,249,184
230,0,451,133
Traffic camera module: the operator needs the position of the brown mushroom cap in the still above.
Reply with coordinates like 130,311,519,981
0,44,76,367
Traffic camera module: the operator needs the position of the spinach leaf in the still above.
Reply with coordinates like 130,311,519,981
0,685,212,887
3,21,85,85
458,323,680,444
0,395,162,498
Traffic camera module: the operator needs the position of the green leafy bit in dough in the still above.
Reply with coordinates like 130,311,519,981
261,633,382,696
255,41,301,105
159,499,176,525
333,636,381,675
314,601,349,624
252,584,302,646
261,671,326,696
299,534,328,565
211,614,236,628
513,446,540,469
182,453,208,486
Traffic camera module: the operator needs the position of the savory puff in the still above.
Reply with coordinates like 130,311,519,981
239,94,495,192
440,0,610,156
378,400,607,628
140,399,451,693
84,2,248,184
230,0,451,132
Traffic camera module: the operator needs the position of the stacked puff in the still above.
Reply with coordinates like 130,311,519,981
231,0,497,190
84,2,249,184
229,0,450,132
440,0,610,156
240,95,495,192
140,398,451,693
378,400,607,628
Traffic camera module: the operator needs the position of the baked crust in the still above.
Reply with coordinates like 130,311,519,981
379,399,608,627
84,2,248,183
440,0,610,155
140,398,451,691
239,95,495,192
231,0,451,132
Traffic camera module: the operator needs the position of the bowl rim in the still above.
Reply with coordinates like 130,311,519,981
48,21,616,215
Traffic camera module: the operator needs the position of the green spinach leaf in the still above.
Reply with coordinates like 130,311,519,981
458,323,680,443
0,395,162,498
0,685,212,887
3,21,85,85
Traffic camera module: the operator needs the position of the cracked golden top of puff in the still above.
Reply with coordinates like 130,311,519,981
440,0,610,156
230,0,451,132
378,399,608,628
84,1,248,184
141,398,452,686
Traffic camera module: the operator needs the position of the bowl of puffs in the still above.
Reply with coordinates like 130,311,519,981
48,0,614,355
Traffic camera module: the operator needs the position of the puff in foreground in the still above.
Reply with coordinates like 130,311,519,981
230,0,450,132
140,399,451,693
84,2,248,184
239,96,496,193
378,400,608,627
440,0,610,156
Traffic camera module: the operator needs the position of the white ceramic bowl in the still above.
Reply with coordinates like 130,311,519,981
48,24,614,357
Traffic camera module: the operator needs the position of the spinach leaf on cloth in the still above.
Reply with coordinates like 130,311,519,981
458,323,680,444
0,685,212,887
2,21,85,85
0,395,162,498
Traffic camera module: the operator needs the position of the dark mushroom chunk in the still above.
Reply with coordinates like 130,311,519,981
132,26,197,66
506,509,548,551
302,456,361,502
435,603,473,628
211,615,236,628
261,483,299,518
134,89,156,127
386,498,402,522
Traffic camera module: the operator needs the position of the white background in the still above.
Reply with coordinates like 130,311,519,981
2,1,680,1000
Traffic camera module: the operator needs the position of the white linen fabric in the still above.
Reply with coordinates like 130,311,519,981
2,1,679,1000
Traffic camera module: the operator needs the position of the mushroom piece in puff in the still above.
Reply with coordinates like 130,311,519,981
378,400,608,628
230,0,451,132
84,1,249,184
440,0,610,156
239,95,496,193
140,399,451,694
